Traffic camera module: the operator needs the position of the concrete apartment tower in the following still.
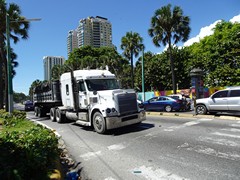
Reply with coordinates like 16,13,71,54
43,56,65,81
77,16,113,48
67,30,78,57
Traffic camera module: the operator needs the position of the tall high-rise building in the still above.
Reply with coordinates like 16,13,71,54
67,30,78,57
77,16,113,48
43,56,65,81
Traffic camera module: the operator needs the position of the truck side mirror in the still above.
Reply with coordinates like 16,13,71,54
93,90,97,95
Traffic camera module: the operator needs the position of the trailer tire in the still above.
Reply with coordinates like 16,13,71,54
56,109,66,123
34,107,39,117
93,112,106,134
37,107,45,117
50,108,56,121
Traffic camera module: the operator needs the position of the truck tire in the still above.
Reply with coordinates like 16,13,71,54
50,108,56,122
34,107,39,117
56,109,66,123
196,104,207,115
37,107,45,117
93,112,106,134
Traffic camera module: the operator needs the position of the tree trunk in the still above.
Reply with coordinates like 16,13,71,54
4,57,8,112
0,36,5,109
168,44,176,94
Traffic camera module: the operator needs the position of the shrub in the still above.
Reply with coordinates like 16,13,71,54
0,110,59,179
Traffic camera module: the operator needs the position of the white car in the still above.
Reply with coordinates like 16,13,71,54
196,87,240,115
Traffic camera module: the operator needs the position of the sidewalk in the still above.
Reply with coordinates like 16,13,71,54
146,111,240,121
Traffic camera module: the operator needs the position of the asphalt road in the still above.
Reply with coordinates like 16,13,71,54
27,112,240,180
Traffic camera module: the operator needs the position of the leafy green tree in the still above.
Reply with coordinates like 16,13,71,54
120,31,143,88
13,91,28,103
51,64,66,81
0,1,30,109
65,46,132,88
186,21,240,87
148,4,190,94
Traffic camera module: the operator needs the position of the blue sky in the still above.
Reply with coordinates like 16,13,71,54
8,0,240,95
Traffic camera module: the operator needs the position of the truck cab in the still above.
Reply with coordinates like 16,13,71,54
46,69,146,134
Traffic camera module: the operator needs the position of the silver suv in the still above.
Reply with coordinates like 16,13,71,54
196,87,240,115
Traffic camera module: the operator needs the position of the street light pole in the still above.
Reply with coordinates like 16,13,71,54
141,48,145,102
5,9,41,114
6,13,13,114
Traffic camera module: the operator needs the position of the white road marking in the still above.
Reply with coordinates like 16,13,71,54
108,143,126,151
221,128,240,132
212,132,240,139
104,177,116,180
197,118,213,121
178,143,240,161
164,121,200,131
198,136,240,147
132,165,188,180
184,121,200,126
80,151,102,161
230,124,240,128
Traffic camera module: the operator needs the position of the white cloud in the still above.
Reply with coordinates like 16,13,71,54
183,14,240,47
230,14,240,23
183,20,221,47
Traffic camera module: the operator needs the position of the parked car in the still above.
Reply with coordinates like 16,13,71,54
196,87,240,115
143,96,182,112
168,94,192,111
24,100,34,111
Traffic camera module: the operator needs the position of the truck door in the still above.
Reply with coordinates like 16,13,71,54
78,80,88,109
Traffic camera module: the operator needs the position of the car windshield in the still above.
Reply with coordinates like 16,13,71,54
85,79,119,91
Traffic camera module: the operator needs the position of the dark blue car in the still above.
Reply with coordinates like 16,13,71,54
143,96,182,112
24,100,34,111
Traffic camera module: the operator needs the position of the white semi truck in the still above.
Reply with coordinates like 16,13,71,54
33,69,146,134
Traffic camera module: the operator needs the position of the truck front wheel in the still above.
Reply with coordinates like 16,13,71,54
93,112,106,134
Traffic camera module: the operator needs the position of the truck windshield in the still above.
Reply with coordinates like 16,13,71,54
86,79,119,91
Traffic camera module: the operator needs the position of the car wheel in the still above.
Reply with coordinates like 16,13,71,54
196,104,207,115
165,105,172,112
93,112,106,134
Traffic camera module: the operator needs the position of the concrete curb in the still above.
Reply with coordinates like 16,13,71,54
146,111,240,120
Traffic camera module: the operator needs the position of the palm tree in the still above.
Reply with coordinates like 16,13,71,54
148,4,190,94
0,1,29,109
120,31,143,88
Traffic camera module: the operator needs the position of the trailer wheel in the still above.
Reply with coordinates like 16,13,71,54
56,109,66,123
34,107,39,117
93,112,106,134
50,108,56,122
37,107,45,117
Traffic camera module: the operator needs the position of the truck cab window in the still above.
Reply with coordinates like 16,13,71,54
79,81,86,92
86,79,119,91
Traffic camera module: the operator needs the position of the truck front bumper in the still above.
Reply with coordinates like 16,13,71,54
105,110,146,130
